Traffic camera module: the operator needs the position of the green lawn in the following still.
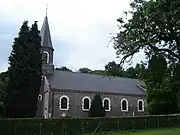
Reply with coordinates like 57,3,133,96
87,128,180,135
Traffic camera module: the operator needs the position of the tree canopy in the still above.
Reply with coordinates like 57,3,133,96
145,54,179,114
104,61,124,77
113,0,180,65
112,0,180,114
56,66,72,72
3,21,42,118
78,68,92,73
56,61,145,79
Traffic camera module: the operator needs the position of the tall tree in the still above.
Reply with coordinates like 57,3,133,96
112,0,180,114
112,0,180,65
145,54,178,114
88,94,105,117
3,21,41,118
4,21,30,117
27,21,42,117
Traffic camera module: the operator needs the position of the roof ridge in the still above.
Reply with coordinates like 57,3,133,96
47,70,146,95
54,69,140,81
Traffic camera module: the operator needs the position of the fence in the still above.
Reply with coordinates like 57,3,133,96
0,114,180,135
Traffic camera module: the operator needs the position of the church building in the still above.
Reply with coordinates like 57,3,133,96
36,15,147,118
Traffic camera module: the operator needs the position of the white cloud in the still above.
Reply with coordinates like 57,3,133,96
0,0,145,71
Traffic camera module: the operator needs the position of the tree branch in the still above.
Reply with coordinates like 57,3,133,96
119,46,141,66
148,44,179,60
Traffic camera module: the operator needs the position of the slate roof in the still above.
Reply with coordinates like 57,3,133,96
47,70,146,95
40,16,53,48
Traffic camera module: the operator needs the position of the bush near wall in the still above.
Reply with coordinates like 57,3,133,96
0,114,180,135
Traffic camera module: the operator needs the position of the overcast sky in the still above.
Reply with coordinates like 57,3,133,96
0,0,145,72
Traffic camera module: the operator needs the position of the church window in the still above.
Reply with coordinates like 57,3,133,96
121,98,128,111
42,51,49,64
137,99,144,112
38,94,42,101
103,98,111,111
59,95,69,110
82,96,91,111
41,75,44,81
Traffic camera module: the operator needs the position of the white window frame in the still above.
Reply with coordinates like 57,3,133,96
42,51,50,63
59,95,69,111
121,98,128,112
41,75,44,81
38,94,42,101
137,99,144,112
82,96,91,111
102,98,111,111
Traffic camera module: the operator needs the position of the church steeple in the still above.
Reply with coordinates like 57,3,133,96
40,15,54,49
40,14,54,74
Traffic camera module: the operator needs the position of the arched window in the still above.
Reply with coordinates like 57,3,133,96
103,98,111,111
121,98,128,111
42,51,49,64
38,94,42,101
59,95,69,110
137,99,144,112
82,96,91,111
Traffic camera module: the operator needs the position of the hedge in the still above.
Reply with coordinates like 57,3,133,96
0,114,180,135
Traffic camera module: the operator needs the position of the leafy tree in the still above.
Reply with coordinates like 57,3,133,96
111,0,180,114
78,68,92,73
3,21,42,118
124,67,136,78
170,63,180,111
124,63,146,79
105,61,124,77
91,70,106,75
56,66,72,72
104,61,146,79
88,94,105,117
134,63,146,79
145,54,178,114
112,0,180,65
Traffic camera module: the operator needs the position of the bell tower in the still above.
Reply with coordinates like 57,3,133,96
40,14,54,74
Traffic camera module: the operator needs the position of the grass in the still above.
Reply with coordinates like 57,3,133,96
86,128,180,135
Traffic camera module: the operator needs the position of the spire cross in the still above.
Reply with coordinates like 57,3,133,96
46,4,48,15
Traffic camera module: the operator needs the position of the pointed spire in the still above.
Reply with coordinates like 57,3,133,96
40,14,53,49
46,4,48,16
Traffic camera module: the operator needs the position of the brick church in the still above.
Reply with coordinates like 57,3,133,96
36,15,147,118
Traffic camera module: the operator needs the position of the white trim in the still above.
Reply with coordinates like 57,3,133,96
42,51,50,63
137,85,147,91
82,96,91,111
59,95,69,111
137,99,144,112
121,98,128,112
38,94,42,101
102,98,111,111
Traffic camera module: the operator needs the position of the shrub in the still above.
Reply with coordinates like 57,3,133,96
88,94,105,117
0,114,180,135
